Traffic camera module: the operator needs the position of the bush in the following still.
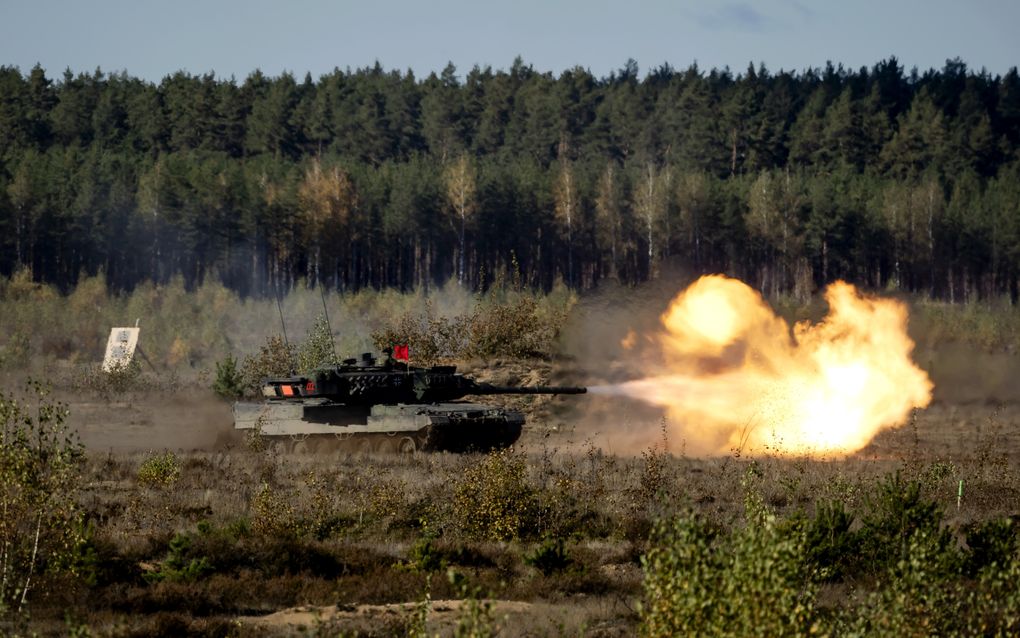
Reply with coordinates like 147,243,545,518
803,500,859,580
405,532,446,574
842,530,967,637
251,482,303,539
240,335,296,393
145,531,213,584
453,450,542,541
296,314,340,373
72,359,152,398
964,517,1020,576
371,300,469,366
303,470,347,540
968,549,1020,636
640,513,819,637
467,290,569,359
447,568,501,637
211,354,245,399
524,538,572,576
137,452,181,488
0,329,30,369
857,472,958,576
371,291,571,364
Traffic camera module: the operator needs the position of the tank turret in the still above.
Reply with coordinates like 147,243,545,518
259,355,586,404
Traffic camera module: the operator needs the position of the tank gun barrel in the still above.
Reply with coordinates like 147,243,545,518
468,384,587,396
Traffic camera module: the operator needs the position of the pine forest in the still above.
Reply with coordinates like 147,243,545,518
1,57,1018,300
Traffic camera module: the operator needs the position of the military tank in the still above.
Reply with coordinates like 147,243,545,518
232,349,586,453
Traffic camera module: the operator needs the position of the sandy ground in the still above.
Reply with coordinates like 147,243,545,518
239,596,635,637
67,396,235,452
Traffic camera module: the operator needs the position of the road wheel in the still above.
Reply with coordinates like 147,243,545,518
397,436,417,454
354,437,375,455
291,435,311,454
268,438,291,454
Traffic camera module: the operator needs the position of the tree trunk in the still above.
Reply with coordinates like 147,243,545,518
822,238,828,282
948,263,955,303
610,235,617,280
567,219,573,287
250,237,257,296
927,186,936,298
15,207,23,266
458,212,466,286
730,128,738,175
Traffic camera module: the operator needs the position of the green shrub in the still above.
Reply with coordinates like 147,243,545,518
245,414,268,452
303,470,346,540
637,443,672,504
405,578,433,638
803,500,859,580
0,328,30,370
640,513,819,637
137,451,181,488
453,450,542,541
964,517,1020,576
913,299,1020,351
841,530,967,637
466,294,560,359
296,313,339,373
144,531,213,583
857,472,958,575
211,354,245,399
405,531,446,574
447,568,501,638
967,549,1020,636
524,537,572,576
538,441,613,538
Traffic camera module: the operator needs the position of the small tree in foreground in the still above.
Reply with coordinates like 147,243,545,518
0,382,87,620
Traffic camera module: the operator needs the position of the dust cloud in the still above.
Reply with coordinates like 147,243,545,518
65,394,236,452
560,274,704,456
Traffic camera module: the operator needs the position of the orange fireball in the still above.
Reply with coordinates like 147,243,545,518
606,275,932,456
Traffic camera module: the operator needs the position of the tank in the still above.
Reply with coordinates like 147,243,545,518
232,350,586,453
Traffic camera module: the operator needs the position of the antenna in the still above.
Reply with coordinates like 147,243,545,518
275,283,294,373
319,284,339,364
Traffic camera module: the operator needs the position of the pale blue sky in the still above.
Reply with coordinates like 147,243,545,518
1,0,1017,82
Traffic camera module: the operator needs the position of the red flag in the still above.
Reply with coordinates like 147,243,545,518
393,344,409,361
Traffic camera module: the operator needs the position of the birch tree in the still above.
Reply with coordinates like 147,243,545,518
297,157,357,287
553,157,578,285
595,161,624,279
633,162,667,278
0,384,86,620
444,153,477,286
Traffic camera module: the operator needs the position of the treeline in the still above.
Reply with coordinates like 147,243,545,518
1,58,1019,299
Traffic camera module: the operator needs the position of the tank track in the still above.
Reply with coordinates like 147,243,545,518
233,400,524,453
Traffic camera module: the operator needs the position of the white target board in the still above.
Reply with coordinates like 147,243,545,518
103,327,140,372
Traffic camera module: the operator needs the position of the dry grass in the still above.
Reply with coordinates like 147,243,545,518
0,273,578,385
0,389,1008,635
3,277,1019,635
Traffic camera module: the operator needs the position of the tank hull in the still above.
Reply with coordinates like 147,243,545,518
233,400,524,453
